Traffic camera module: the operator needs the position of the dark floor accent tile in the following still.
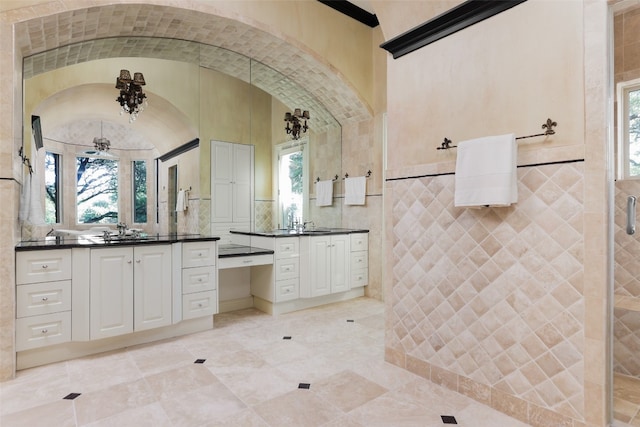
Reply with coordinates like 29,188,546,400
441,415,457,424
63,393,81,400
283,336,292,340
346,319,354,322
298,383,311,389
194,359,206,364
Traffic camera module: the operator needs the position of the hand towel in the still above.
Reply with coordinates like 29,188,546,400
19,151,46,225
175,189,188,212
315,180,333,207
454,133,518,207
344,176,366,205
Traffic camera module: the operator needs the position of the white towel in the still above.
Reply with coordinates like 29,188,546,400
315,180,333,207
344,176,366,205
175,189,188,212
19,150,46,225
454,133,517,207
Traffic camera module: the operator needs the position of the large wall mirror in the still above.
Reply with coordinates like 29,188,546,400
22,37,342,237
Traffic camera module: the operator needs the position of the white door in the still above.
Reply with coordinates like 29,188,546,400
211,141,233,223
330,235,350,293
233,143,253,223
133,245,172,331
90,247,134,339
309,235,331,297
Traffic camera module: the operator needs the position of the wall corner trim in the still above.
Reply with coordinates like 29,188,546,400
379,0,527,59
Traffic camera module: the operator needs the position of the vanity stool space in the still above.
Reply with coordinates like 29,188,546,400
14,235,219,370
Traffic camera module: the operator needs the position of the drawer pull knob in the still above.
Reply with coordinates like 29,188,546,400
127,260,132,264
42,297,48,301
198,303,203,307
41,329,48,334
136,260,141,263
42,265,48,269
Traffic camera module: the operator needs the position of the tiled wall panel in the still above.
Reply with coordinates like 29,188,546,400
387,161,585,423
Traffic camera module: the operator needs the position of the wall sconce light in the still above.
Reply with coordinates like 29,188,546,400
115,69,147,123
284,108,310,140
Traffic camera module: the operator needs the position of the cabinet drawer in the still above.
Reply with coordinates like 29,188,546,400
275,278,299,302
16,280,71,318
16,311,71,351
275,258,299,281
351,269,368,288
182,266,217,294
218,254,274,270
275,238,299,259
182,242,217,268
350,233,368,252
16,250,72,284
182,291,217,320
350,252,368,270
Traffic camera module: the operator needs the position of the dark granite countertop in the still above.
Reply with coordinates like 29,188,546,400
218,244,274,258
15,234,220,251
231,228,368,238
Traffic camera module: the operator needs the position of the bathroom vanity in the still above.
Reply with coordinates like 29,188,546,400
14,234,219,369
230,228,369,315
14,228,369,369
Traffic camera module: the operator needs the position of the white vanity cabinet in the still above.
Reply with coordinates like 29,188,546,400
15,250,72,351
250,236,300,303
300,234,350,298
350,233,368,287
90,245,172,340
211,141,254,243
180,241,218,320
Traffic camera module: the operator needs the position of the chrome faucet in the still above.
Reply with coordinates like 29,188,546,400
117,222,128,236
303,221,314,231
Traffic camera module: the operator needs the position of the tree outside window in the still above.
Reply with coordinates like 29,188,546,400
76,157,118,224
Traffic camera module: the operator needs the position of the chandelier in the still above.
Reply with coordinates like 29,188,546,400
94,121,110,151
115,69,147,123
284,109,310,140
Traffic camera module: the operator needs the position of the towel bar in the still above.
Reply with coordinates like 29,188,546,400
343,170,372,179
436,118,557,150
315,175,339,183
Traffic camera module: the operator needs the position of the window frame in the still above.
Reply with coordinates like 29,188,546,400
617,77,640,180
274,139,309,229
132,159,148,224
44,150,62,224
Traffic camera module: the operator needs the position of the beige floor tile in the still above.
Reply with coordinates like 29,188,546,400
311,370,387,412
83,402,172,427
253,389,344,427
0,364,71,415
215,365,297,406
128,339,195,376
0,399,75,427
74,378,156,425
144,363,220,401
209,408,270,426
159,382,246,426
67,350,142,393
342,391,441,427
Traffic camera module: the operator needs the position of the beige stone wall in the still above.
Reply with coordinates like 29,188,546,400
378,0,610,426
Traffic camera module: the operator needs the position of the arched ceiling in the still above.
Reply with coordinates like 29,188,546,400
34,84,196,154
16,3,372,126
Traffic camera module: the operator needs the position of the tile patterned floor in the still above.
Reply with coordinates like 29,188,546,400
0,298,532,426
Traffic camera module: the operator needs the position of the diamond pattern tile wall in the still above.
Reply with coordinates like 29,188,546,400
387,162,585,420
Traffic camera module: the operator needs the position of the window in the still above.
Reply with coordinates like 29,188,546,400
44,151,61,223
76,156,118,224
618,78,640,179
276,141,308,228
132,160,147,223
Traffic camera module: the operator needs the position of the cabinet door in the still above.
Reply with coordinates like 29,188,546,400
330,235,350,293
134,245,172,331
90,247,134,340
232,143,253,223
309,236,331,297
211,141,233,222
